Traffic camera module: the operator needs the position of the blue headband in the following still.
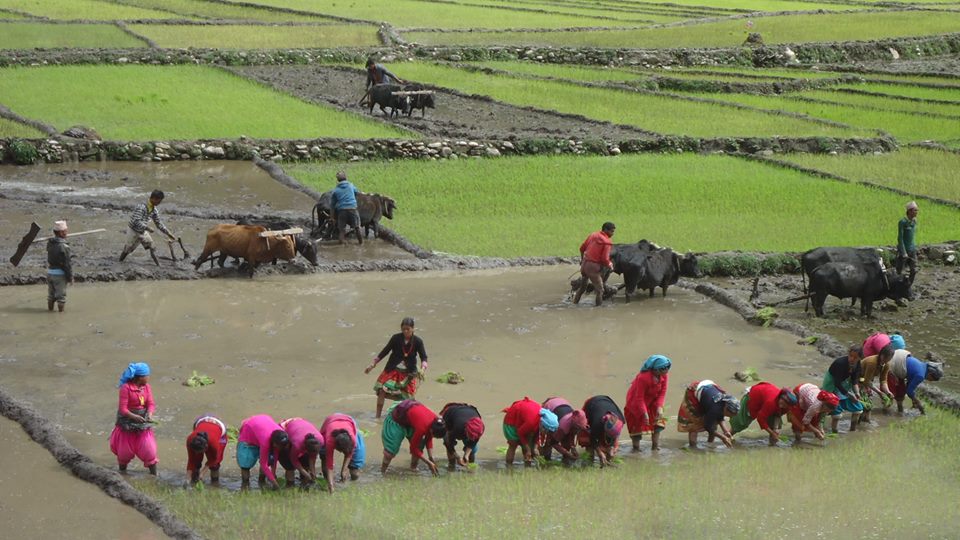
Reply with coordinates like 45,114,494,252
641,354,672,373
539,409,559,432
889,334,906,350
118,362,150,387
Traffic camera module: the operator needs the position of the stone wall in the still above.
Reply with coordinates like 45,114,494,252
0,135,898,165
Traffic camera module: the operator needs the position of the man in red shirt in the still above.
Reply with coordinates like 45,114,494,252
573,222,616,306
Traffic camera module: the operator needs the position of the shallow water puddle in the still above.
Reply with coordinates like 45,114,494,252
0,266,827,485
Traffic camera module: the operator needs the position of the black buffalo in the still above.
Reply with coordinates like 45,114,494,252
801,246,885,309
235,218,318,266
609,240,697,303
368,83,409,118
402,84,435,117
310,191,396,240
808,262,911,317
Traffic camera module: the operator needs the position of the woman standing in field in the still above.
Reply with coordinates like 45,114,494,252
539,397,587,464
787,383,839,443
185,414,227,485
823,345,864,433
625,354,672,451
503,397,558,466
381,399,445,475
729,382,797,446
236,414,289,490
320,413,365,493
365,317,428,419
279,417,323,488
109,362,158,475
676,380,739,448
579,395,625,467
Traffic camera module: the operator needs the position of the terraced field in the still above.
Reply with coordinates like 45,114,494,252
129,23,380,49
0,22,147,49
108,0,334,21
0,0,181,20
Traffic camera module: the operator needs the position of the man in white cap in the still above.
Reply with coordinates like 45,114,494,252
47,220,72,312
896,201,919,286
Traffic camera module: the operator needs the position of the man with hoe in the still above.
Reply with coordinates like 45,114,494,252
119,189,177,266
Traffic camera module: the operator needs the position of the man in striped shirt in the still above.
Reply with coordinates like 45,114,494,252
119,189,176,266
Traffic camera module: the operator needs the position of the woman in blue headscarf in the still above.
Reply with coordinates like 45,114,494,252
109,362,158,474
625,355,672,451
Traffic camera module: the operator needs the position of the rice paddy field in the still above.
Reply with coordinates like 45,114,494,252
0,22,146,49
0,117,43,138
289,154,960,257
108,0,334,22
138,408,960,539
0,65,411,140
128,23,380,49
0,0,180,20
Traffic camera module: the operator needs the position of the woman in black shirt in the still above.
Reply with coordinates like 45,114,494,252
365,317,428,418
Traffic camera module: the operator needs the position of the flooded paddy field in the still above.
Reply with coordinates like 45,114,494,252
0,416,164,540
0,266,830,487
0,161,412,283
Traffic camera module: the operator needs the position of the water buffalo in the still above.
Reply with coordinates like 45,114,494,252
193,224,296,278
236,218,318,266
402,84,435,117
610,240,684,303
368,83,409,118
808,262,911,317
801,246,885,309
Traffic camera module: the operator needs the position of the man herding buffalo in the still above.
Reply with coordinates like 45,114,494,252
366,57,404,88
897,201,919,286
46,220,72,312
119,189,178,266
573,222,615,307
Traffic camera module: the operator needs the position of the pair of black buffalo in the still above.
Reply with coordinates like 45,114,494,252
367,83,435,118
571,240,700,303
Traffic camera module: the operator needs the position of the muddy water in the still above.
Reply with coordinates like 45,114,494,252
0,266,829,485
0,417,164,540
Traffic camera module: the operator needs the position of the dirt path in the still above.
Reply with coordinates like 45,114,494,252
235,65,650,141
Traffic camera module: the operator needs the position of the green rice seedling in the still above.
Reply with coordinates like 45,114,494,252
402,10,958,47
110,0,333,22
288,154,959,256
755,307,779,327
654,66,843,80
183,371,214,387
0,10,26,18
129,23,379,49
397,63,863,137
835,83,960,103
0,65,412,140
0,22,147,49
781,147,960,204
471,61,645,83
687,92,960,143
797,90,960,118
226,426,238,443
248,0,625,29
860,73,960,87
627,0,866,10
0,118,43,138
136,407,960,539
0,0,182,20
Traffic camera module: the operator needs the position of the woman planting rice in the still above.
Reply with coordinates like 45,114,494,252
320,413,365,493
676,380,739,448
381,400,444,475
279,417,323,488
365,317,428,419
503,397,558,466
787,383,839,443
823,345,864,433
539,397,587,464
625,354,672,451
579,395,624,467
887,349,944,415
439,403,485,469
109,362,158,475
185,414,227,485
730,383,797,446
236,414,289,490
858,343,896,418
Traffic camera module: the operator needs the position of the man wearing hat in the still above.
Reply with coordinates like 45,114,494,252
897,201,919,286
46,220,72,312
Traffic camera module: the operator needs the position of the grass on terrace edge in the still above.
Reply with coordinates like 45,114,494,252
780,147,960,204
401,10,960,47
129,23,379,49
288,154,960,257
136,407,960,539
795,90,960,118
0,65,412,140
0,118,43,138
836,82,960,103
395,62,865,138
0,22,146,50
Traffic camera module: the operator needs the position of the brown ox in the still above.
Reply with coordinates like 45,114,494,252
193,224,296,277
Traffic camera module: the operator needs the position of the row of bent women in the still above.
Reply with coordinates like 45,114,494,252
109,333,943,489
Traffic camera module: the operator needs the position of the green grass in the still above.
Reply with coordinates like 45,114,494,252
798,90,960,118
666,66,844,80
0,65,412,140
139,407,960,539
781,147,960,203
248,0,632,29
0,22,146,49
288,154,959,256
0,11,26,18
398,62,864,138
403,11,960,46
110,0,334,22
129,23,380,48
686,91,960,144
0,118,43,137
836,82,960,103
453,0,683,23
472,61,645,83
0,0,182,20
626,0,867,10
861,73,960,87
